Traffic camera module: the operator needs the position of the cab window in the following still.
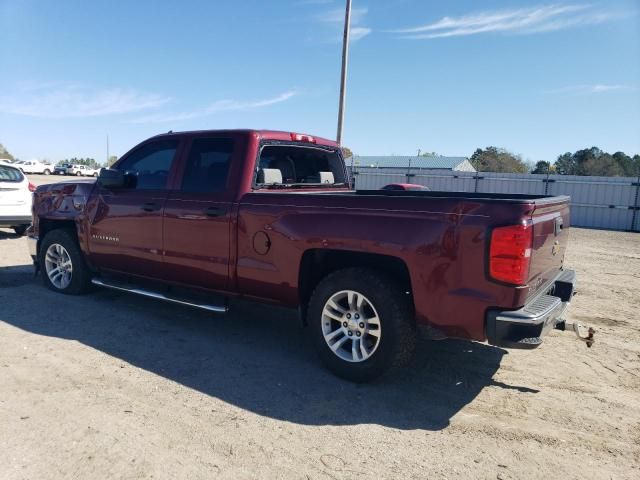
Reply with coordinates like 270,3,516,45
180,137,234,193
118,139,179,190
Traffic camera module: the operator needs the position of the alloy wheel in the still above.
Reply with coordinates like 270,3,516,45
44,243,73,289
321,290,382,363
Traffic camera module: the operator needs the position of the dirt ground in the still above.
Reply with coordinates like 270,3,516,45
0,227,638,479
26,173,94,187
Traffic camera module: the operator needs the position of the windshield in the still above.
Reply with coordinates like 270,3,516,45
256,144,346,187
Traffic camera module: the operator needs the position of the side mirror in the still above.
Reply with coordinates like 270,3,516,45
97,168,126,188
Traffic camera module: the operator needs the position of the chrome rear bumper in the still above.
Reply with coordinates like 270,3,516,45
486,269,577,349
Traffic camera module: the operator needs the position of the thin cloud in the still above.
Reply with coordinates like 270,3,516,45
351,26,372,41
549,84,636,94
393,4,620,39
130,91,297,124
0,84,171,118
318,6,368,24
316,5,372,42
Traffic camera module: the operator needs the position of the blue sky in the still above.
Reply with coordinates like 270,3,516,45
1,0,638,163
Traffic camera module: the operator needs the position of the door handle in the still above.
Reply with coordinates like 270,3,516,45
141,202,161,212
203,207,226,217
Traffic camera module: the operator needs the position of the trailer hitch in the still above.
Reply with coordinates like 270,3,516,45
555,320,595,348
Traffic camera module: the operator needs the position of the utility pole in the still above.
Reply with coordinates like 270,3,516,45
106,135,110,166
336,0,352,146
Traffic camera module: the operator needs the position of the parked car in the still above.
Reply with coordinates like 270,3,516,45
18,160,53,175
85,166,100,177
54,164,71,175
0,163,35,235
381,183,430,191
27,129,579,382
66,164,99,177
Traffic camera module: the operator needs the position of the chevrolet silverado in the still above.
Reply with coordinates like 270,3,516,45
27,129,580,381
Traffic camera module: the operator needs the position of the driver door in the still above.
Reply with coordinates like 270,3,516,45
88,138,183,279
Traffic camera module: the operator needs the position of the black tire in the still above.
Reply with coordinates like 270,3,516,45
12,225,28,236
308,267,416,382
43,169,51,175
39,229,91,295
76,171,82,176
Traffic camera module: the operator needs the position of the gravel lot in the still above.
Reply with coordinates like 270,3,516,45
26,173,95,187
0,227,639,479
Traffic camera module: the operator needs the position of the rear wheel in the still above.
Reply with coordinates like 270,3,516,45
39,229,91,294
43,169,51,175
308,267,416,382
76,171,82,176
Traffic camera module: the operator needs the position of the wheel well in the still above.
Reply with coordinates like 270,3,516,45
38,219,78,246
298,249,413,314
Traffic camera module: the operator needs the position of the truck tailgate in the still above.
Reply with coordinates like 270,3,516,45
527,197,571,298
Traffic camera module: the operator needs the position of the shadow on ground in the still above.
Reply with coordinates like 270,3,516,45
0,264,538,431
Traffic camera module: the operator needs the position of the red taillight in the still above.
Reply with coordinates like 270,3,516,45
489,223,533,285
28,182,36,192
290,133,316,143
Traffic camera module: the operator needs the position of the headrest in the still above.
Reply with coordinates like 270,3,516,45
319,171,335,184
258,168,283,184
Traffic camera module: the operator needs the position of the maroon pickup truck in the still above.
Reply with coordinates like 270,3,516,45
27,129,578,381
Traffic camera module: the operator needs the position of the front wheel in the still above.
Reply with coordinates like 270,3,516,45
39,229,91,294
76,171,82,176
308,267,416,382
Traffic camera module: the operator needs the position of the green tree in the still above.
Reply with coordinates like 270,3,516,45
107,155,118,167
583,152,623,176
57,157,100,168
470,146,528,173
531,160,552,174
612,151,635,176
555,152,576,175
0,143,15,161
554,147,636,176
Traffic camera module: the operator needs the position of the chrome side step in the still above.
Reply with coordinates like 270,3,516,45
91,278,228,313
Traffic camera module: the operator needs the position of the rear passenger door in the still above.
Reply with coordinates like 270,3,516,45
162,135,236,292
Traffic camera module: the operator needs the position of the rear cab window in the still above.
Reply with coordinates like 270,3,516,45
181,137,234,193
255,144,346,189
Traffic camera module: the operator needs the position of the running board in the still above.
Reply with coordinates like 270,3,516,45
91,278,228,313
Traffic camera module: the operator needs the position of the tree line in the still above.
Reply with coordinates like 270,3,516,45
470,146,640,176
56,157,101,169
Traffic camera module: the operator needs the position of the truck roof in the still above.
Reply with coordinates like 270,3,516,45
151,129,339,148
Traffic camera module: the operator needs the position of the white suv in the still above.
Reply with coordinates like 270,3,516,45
0,163,33,235
67,164,99,177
